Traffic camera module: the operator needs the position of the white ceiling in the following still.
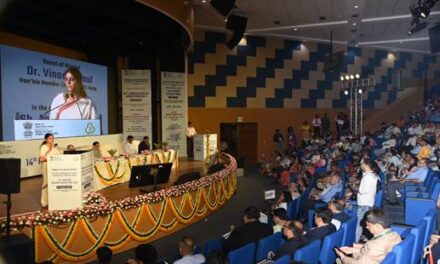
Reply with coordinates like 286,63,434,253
193,0,440,53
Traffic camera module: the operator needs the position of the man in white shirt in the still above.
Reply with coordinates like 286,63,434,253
173,236,205,264
123,135,137,156
356,159,379,242
186,121,197,158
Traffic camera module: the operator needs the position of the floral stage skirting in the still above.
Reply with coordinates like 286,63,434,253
8,154,236,263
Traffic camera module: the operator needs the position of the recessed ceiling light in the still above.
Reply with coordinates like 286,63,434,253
352,22,357,26
355,44,359,47
294,28,298,31
354,5,359,9
202,0,207,3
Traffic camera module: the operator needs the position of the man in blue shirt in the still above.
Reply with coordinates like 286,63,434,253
387,158,429,204
303,174,343,221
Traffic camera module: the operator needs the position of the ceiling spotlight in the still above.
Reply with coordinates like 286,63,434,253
354,5,359,8
345,75,350,80
408,21,428,36
340,76,345,81
344,90,349,96
293,28,298,31
350,75,355,79
358,88,363,94
352,22,357,26
355,74,360,79
202,0,207,3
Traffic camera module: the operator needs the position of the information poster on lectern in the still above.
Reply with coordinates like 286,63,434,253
47,151,93,211
161,72,187,155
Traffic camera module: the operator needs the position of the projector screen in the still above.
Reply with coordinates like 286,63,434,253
0,45,108,141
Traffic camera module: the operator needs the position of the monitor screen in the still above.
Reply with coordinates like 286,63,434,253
0,44,108,141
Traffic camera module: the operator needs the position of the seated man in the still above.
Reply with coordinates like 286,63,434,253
272,208,289,233
138,136,151,154
387,158,429,204
92,141,102,159
124,135,137,156
222,206,273,254
329,199,351,230
173,236,205,264
302,207,336,245
335,208,401,264
270,220,304,260
303,174,343,220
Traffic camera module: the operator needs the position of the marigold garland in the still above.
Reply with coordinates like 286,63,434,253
3,154,236,263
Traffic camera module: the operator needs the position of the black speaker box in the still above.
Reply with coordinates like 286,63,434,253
0,234,35,264
175,171,201,185
210,0,236,16
208,163,226,174
0,158,20,194
226,15,247,49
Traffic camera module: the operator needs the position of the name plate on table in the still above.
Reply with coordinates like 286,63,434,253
14,119,101,140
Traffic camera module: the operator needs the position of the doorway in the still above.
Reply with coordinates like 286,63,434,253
220,122,258,166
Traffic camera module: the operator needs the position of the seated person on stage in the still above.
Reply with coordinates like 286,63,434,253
92,141,102,159
272,208,289,233
124,135,137,156
335,208,401,264
67,144,76,151
270,220,304,260
387,157,429,204
329,199,351,230
302,207,336,245
173,236,205,264
303,174,343,220
222,206,273,254
138,136,151,154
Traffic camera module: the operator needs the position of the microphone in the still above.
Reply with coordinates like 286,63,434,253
42,103,66,119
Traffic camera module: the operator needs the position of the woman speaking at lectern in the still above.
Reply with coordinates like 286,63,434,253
39,133,61,208
49,67,97,120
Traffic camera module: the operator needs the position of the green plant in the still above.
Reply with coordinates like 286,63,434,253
153,143,161,150
107,149,117,157
161,141,168,147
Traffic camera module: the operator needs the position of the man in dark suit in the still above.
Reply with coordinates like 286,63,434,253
223,206,273,254
271,220,304,260
302,207,336,245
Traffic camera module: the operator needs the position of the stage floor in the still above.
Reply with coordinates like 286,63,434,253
0,158,208,218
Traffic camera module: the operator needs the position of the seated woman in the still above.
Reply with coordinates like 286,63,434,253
271,191,293,211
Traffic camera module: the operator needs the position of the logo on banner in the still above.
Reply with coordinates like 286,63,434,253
23,121,33,138
85,123,96,134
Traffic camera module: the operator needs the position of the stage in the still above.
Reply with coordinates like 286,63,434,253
0,158,208,219
0,154,237,263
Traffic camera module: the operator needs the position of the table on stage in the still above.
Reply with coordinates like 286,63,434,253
93,149,178,191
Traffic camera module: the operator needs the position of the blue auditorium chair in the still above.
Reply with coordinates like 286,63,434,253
272,255,290,264
404,181,440,225
315,166,327,175
318,228,344,264
392,233,415,264
255,232,282,262
409,220,427,264
422,209,437,247
203,237,224,258
287,199,299,219
341,215,357,246
293,239,320,264
337,160,350,170
380,252,396,264
227,243,255,264
374,189,384,208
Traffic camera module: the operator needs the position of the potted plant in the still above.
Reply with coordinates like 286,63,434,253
153,143,161,150
107,149,117,157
